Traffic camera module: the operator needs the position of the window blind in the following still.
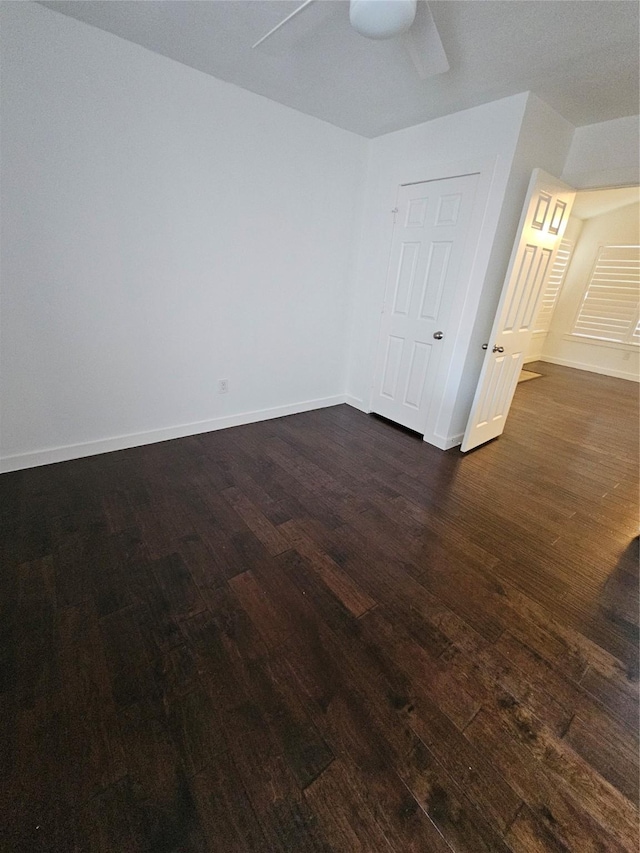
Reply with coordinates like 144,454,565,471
534,239,573,334
572,244,640,345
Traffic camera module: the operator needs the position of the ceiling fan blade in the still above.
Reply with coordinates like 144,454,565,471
403,1,449,80
252,0,317,49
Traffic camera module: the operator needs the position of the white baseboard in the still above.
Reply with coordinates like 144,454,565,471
345,398,461,450
538,356,639,382
344,395,370,413
0,395,347,473
428,432,464,451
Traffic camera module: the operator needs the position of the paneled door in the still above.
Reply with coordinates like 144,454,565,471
461,169,575,452
371,173,479,433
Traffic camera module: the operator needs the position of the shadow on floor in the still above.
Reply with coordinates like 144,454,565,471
600,536,640,679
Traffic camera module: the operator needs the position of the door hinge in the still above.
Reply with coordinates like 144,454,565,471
391,207,399,223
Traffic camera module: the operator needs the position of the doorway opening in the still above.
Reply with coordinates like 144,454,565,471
463,174,639,452
519,185,639,386
514,185,639,406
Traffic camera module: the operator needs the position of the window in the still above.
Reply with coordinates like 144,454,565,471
572,244,640,345
534,239,573,334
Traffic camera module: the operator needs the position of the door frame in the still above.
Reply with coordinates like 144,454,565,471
365,155,506,449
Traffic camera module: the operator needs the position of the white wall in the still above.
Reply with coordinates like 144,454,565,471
0,2,367,470
450,95,574,436
541,203,640,381
344,92,531,446
562,116,640,190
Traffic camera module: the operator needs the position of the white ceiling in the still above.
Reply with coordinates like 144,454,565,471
39,0,640,138
572,186,640,221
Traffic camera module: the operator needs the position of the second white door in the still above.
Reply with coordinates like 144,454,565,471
372,173,479,433
461,169,576,452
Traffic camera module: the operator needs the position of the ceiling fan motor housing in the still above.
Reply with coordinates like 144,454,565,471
349,0,418,40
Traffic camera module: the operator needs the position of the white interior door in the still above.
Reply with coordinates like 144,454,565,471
461,169,575,452
372,173,479,433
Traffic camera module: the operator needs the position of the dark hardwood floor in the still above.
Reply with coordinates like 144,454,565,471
1,362,638,852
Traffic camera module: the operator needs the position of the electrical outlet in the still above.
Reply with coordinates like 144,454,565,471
218,379,229,394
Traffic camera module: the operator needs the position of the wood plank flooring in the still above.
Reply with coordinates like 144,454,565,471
1,362,638,852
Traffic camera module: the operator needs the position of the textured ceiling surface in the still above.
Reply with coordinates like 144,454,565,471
40,1,640,137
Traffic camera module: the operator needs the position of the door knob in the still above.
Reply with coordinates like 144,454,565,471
493,345,504,353
481,343,488,350
433,331,444,340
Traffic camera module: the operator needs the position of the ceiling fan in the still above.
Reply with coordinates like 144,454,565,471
251,0,449,81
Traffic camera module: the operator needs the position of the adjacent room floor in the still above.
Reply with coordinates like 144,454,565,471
1,362,638,852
